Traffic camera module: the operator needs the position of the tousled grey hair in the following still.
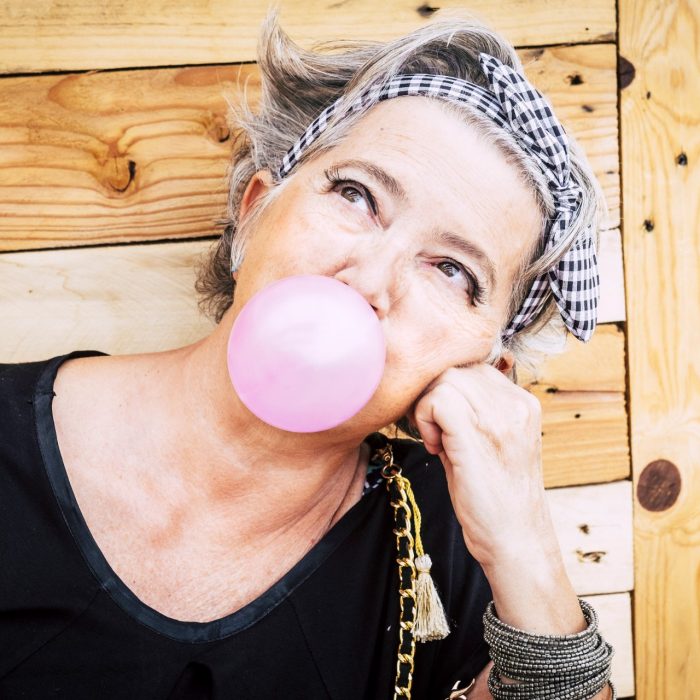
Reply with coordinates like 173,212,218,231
193,6,607,439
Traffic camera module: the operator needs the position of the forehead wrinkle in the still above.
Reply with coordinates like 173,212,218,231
324,152,501,293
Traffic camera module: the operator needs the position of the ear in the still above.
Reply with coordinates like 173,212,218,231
239,169,274,222
494,350,516,378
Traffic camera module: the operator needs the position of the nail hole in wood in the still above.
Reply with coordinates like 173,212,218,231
416,3,439,16
575,549,606,563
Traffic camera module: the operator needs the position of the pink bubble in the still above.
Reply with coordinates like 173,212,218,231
227,274,386,432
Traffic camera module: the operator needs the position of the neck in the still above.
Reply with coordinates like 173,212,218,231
108,310,377,541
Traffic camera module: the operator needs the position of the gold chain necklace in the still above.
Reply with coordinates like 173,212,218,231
371,439,451,699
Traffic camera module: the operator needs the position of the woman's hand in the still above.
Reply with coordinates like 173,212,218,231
408,363,558,568
408,362,589,637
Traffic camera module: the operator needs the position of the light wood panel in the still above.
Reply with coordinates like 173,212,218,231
0,238,627,488
0,44,619,252
534,386,629,488
597,228,626,322
0,241,216,359
581,593,635,698
619,0,700,698
518,323,626,393
548,481,633,596
0,1,616,75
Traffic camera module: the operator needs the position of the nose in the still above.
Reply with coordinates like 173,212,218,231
332,237,409,319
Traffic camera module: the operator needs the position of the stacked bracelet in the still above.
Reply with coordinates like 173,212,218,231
482,598,616,699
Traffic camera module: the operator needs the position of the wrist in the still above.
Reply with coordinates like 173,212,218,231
469,527,563,573
479,546,584,636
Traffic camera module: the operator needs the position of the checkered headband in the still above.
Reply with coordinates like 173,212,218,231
267,52,599,342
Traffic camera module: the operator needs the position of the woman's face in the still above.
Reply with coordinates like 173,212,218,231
229,97,542,430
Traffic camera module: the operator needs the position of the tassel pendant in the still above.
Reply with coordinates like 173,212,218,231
414,553,451,642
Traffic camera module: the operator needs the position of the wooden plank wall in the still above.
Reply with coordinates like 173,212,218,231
619,1,700,699
0,1,645,696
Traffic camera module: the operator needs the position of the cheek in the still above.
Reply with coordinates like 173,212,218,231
397,306,498,375
243,220,339,283
263,199,356,272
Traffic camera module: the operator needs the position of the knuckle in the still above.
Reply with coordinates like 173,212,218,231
442,367,463,383
434,381,459,401
510,392,540,427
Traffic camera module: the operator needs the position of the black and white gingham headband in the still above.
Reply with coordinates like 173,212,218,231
246,52,599,342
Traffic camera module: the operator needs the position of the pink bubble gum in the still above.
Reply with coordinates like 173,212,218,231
227,274,386,433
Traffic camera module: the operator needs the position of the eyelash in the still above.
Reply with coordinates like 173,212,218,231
322,167,379,216
438,259,486,307
321,168,486,307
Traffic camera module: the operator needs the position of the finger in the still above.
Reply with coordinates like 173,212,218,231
413,381,480,455
437,367,537,438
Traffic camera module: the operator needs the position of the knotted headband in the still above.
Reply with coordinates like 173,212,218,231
263,52,600,342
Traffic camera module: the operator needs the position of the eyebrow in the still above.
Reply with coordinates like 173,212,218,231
329,158,497,292
329,158,408,203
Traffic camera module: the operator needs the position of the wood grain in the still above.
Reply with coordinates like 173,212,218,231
619,0,700,697
0,240,216,359
0,238,628,488
0,1,616,75
518,323,626,393
533,386,629,488
0,44,619,252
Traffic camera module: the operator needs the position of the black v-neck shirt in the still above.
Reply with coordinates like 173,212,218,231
0,350,492,699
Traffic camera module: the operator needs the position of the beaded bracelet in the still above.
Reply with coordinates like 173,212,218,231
483,598,616,699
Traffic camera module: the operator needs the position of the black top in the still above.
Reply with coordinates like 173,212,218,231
0,350,492,699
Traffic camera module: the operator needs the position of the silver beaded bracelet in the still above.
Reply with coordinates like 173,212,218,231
482,598,616,699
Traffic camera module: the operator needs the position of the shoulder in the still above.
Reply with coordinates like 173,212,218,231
0,354,57,447
0,349,109,468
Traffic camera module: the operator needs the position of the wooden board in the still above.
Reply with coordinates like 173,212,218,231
619,0,700,697
0,238,628,488
581,593,635,698
534,386,629,488
518,323,626,393
0,0,616,75
0,44,619,252
0,240,216,359
597,228,626,323
547,481,633,596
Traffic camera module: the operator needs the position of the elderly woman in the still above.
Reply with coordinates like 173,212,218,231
0,8,615,700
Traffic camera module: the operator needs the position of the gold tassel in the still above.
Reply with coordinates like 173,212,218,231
400,473,451,643
414,553,451,641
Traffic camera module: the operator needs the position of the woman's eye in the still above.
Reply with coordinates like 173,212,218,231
322,169,377,216
339,184,368,207
436,260,486,307
437,260,463,279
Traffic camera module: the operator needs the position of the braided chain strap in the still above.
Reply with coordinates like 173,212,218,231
374,441,418,699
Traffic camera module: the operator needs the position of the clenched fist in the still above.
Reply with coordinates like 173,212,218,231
408,363,558,571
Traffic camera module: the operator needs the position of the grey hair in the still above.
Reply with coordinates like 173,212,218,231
194,6,607,439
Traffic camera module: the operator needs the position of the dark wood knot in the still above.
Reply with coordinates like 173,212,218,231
637,459,682,512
